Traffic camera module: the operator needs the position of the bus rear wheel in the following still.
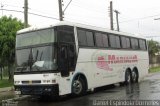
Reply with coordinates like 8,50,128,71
131,69,138,83
72,77,86,96
124,70,131,85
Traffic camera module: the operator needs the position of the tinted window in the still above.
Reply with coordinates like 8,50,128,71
16,28,55,47
95,33,103,47
121,36,127,48
57,26,74,43
139,39,146,50
102,34,109,47
121,36,131,49
58,31,74,42
109,34,116,48
131,38,139,49
109,34,121,48
77,29,87,46
86,31,94,46
126,38,131,48
115,36,121,48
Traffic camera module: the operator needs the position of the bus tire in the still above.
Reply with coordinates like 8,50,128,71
131,68,139,83
72,77,86,96
124,69,131,85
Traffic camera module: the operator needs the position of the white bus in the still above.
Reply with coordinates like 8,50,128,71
14,21,149,96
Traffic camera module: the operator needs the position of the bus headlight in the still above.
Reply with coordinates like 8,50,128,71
42,80,50,83
52,79,56,83
42,79,56,84
14,81,21,84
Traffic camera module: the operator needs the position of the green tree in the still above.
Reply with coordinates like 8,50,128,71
0,16,24,80
148,39,160,57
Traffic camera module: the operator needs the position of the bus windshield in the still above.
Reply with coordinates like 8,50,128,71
15,28,57,73
16,46,57,72
16,28,55,47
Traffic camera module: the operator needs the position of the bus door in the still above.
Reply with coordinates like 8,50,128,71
59,44,70,77
58,43,76,95
58,44,76,77
56,26,76,95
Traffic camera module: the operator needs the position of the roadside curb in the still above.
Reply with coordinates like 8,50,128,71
139,72,160,82
0,87,14,93
147,71,160,77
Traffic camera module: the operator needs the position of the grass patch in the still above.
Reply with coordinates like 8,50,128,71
149,66,160,73
0,79,13,88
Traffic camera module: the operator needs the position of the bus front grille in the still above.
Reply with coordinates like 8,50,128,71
14,84,59,95
22,80,41,84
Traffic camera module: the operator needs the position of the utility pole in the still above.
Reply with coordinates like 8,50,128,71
114,10,120,31
24,0,28,28
58,0,63,21
109,1,114,30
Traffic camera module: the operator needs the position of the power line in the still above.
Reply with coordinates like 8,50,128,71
65,17,107,28
73,0,106,9
119,14,160,23
71,4,107,16
3,3,22,9
71,2,107,14
29,8,59,16
65,13,107,20
63,0,73,12
1,2,59,16
145,36,160,38
29,12,59,20
0,8,59,20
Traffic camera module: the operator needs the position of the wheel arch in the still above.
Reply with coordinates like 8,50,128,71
71,73,88,93
126,67,132,74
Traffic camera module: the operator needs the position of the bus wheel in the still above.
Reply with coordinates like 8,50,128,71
72,77,86,96
125,70,131,85
131,69,138,83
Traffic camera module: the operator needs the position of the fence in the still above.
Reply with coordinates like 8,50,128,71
149,55,160,67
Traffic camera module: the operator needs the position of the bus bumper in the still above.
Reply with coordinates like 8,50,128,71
14,84,59,96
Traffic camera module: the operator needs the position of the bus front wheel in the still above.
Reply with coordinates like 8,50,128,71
72,77,86,96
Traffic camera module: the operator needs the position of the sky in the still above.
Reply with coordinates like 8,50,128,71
1,0,160,41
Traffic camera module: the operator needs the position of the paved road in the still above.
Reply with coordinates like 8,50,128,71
2,72,160,106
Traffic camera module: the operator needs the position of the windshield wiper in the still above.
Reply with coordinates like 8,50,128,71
33,65,41,71
35,50,39,62
20,65,30,72
20,65,26,72
40,51,43,61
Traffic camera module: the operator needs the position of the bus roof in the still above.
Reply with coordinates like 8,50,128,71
17,21,145,39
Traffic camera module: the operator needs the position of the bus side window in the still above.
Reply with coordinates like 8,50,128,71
131,38,139,50
77,29,87,46
95,32,103,47
115,36,121,48
139,39,147,50
121,36,131,49
102,34,109,47
109,34,121,48
109,34,116,48
86,31,94,47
